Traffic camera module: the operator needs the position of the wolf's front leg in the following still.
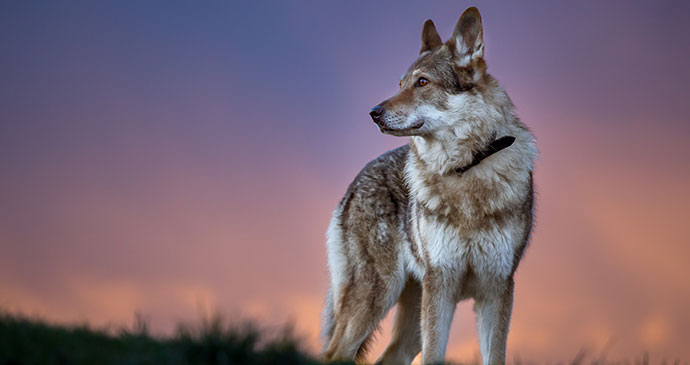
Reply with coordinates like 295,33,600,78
474,278,514,365
420,272,456,364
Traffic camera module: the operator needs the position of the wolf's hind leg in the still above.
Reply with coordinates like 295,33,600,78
320,286,336,351
323,275,402,363
376,279,422,365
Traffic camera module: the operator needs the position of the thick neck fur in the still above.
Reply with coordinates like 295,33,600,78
404,80,536,222
410,123,497,175
409,82,516,175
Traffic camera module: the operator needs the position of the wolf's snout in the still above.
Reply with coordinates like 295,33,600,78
369,105,385,125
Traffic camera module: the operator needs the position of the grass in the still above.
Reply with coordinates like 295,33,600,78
0,311,682,364
0,311,321,365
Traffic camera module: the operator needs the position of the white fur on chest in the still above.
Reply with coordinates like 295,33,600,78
416,214,519,282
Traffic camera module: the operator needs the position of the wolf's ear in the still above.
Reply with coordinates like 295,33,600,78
420,19,442,54
449,7,484,66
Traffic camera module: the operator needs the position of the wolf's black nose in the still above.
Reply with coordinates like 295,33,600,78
369,105,384,123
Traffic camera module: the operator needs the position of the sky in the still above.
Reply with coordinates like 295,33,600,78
1,0,690,362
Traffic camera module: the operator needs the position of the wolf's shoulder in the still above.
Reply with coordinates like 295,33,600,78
340,145,410,205
356,144,409,184
365,144,409,172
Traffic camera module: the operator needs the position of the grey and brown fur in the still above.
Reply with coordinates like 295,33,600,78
322,7,537,365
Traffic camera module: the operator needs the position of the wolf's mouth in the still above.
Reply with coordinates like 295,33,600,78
379,121,424,136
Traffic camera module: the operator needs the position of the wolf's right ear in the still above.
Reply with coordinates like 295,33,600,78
420,19,442,54
449,7,484,66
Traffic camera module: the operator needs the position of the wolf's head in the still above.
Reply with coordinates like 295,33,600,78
370,7,511,138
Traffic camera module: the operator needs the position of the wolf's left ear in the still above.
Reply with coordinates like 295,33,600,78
449,7,484,66
420,19,442,54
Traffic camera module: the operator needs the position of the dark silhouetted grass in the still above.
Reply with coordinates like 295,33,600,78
0,311,321,365
0,311,682,365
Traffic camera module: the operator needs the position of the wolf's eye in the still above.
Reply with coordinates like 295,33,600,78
417,77,429,87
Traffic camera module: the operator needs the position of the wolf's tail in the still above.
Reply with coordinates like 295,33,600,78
320,286,335,352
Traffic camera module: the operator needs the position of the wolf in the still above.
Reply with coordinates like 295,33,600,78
321,7,536,365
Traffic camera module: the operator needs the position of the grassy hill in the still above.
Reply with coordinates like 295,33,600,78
0,312,321,365
0,312,675,364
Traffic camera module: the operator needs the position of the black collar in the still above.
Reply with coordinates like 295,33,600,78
454,136,515,174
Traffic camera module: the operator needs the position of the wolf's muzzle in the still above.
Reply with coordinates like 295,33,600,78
369,105,385,126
